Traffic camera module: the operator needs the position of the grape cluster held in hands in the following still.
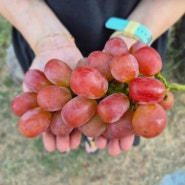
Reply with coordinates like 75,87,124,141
11,38,175,143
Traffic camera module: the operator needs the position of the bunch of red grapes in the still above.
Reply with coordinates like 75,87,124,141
11,37,175,143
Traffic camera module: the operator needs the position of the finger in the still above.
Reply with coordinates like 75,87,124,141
108,139,121,156
42,130,56,152
56,134,70,152
70,129,82,149
119,134,135,151
22,82,30,92
29,56,48,71
95,135,107,150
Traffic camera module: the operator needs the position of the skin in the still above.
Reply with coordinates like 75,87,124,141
0,0,185,155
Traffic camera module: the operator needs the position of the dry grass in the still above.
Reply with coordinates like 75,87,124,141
0,16,185,185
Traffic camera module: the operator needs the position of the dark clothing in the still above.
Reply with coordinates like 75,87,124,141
12,0,168,72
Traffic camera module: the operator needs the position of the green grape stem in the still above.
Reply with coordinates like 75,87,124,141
168,83,185,91
107,80,129,95
155,73,185,91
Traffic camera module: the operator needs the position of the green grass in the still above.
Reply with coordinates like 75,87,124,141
0,16,11,58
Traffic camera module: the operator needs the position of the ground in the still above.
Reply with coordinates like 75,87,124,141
0,16,185,185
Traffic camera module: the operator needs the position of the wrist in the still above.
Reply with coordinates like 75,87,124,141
34,33,75,55
31,34,82,71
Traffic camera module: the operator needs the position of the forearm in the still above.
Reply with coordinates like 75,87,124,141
0,0,72,53
128,0,185,42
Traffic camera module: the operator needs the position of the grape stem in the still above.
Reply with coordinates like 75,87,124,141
155,73,185,91
168,83,185,91
107,80,129,95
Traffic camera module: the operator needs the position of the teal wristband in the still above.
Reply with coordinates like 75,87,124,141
105,17,152,45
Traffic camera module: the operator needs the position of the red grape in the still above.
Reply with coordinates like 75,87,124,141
79,113,107,137
129,77,166,104
37,85,72,112
50,111,73,136
24,69,52,92
18,107,52,138
11,92,38,117
86,51,113,81
133,46,162,76
129,41,147,54
132,103,167,138
106,110,135,139
97,93,130,123
44,59,72,87
70,66,108,99
61,96,97,127
110,53,139,83
159,91,175,110
103,37,128,56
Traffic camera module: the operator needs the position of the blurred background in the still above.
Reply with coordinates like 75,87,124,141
0,15,185,185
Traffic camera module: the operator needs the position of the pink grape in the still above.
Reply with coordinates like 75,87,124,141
18,107,52,138
37,85,72,112
159,91,175,110
106,110,135,139
110,53,139,83
97,93,130,123
79,113,107,137
133,46,163,76
129,77,166,104
50,111,73,136
129,41,147,54
86,50,113,81
44,59,72,87
61,96,97,127
70,66,108,99
24,69,52,92
11,92,38,117
103,37,128,56
132,103,167,138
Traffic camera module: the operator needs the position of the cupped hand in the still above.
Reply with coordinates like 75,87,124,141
23,35,83,152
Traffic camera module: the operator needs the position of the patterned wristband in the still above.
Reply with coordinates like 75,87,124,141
105,17,152,45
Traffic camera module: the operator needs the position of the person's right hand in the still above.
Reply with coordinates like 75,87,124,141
23,34,83,152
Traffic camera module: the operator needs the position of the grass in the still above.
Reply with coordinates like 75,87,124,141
0,16,11,58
